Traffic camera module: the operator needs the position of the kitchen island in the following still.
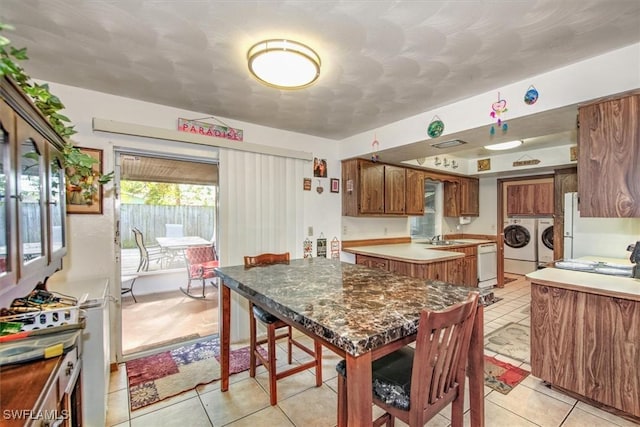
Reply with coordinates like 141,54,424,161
526,264,640,420
343,239,493,287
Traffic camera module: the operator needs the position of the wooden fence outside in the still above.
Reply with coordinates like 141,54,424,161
7,204,215,250
120,204,216,249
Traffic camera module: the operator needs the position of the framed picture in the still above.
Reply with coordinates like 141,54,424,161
570,146,578,161
313,157,327,177
330,178,340,193
66,147,104,214
477,158,491,172
303,177,312,191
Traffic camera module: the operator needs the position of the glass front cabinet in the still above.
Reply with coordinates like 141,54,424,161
0,76,67,292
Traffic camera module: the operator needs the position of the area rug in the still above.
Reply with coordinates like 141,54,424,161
484,322,530,363
126,336,265,410
484,355,530,394
503,276,517,284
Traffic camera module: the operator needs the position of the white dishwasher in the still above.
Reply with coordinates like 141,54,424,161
477,243,498,289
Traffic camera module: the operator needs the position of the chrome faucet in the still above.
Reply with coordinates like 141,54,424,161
431,235,441,242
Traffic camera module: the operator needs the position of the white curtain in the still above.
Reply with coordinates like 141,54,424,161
218,149,305,342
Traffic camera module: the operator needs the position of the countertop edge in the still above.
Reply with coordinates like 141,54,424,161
343,246,465,263
526,269,640,302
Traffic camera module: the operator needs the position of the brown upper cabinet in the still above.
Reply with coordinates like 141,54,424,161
405,168,425,215
578,93,640,217
341,159,422,216
506,182,553,216
384,165,406,214
459,177,480,216
358,161,385,214
444,177,479,217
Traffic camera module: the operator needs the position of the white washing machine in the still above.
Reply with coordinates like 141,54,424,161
537,218,554,266
503,218,537,274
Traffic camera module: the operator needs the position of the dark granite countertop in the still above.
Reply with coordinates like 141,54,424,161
215,257,485,356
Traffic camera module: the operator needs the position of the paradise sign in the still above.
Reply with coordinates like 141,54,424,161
178,118,243,141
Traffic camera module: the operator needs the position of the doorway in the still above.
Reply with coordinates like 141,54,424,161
115,150,219,359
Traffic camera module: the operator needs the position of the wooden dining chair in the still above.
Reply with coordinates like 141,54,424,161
335,291,479,427
244,252,323,405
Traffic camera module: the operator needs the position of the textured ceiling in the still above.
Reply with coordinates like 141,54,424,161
2,0,640,141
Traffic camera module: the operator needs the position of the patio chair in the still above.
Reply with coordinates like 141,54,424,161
132,227,163,272
181,244,219,299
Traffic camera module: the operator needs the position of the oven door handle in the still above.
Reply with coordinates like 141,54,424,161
64,358,82,394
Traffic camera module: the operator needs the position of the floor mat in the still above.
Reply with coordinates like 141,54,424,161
503,276,517,284
126,335,265,411
484,322,530,363
484,355,530,394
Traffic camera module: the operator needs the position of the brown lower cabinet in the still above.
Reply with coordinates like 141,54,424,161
530,283,640,418
355,254,465,285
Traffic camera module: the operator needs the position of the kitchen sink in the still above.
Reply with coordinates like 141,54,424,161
423,240,463,246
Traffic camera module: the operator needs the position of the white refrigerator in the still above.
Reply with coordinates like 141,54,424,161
563,192,640,259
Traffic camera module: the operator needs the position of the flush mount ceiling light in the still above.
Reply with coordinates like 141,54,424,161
484,140,523,151
247,39,321,89
431,139,467,149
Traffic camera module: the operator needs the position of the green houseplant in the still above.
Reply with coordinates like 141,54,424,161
1,22,113,205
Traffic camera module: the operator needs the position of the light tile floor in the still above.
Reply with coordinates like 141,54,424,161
107,276,637,426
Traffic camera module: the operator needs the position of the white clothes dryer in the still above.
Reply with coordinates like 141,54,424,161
504,218,537,261
503,218,537,275
537,218,554,266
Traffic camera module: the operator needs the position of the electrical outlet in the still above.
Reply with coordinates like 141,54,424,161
342,225,348,234
384,227,388,235
308,226,313,236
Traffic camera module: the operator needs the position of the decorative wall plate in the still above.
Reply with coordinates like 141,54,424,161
427,116,444,138
524,85,539,105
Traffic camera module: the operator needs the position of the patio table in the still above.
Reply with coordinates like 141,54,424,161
156,236,211,267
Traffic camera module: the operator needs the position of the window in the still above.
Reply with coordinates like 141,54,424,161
410,180,442,239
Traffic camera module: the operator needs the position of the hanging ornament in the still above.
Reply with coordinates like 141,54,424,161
427,115,444,138
316,179,324,194
371,134,380,162
317,233,327,258
524,85,539,105
489,92,508,135
330,237,340,260
303,237,313,258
